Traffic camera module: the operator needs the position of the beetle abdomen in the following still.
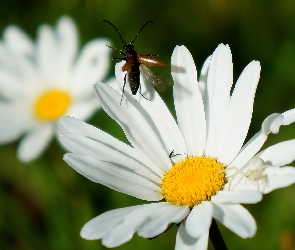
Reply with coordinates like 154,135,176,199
128,65,140,95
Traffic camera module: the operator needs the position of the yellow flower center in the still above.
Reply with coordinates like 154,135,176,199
161,157,226,207
34,90,71,121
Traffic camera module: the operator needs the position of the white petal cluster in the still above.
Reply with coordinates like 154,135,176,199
0,16,112,162
59,44,295,249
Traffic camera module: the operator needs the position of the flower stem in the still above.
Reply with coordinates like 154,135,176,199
209,219,228,250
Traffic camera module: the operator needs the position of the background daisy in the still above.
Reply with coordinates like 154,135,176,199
59,44,295,249
0,16,112,162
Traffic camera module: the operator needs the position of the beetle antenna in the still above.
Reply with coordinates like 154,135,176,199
100,20,126,45
129,21,153,45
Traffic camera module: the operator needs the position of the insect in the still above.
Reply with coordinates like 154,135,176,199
169,150,185,158
100,20,167,104
220,158,269,191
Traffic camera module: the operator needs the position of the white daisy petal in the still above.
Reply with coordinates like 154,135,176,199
255,139,295,167
0,103,29,142
102,203,183,248
137,203,189,238
185,201,212,238
176,223,209,250
94,82,171,174
2,55,40,94
0,123,24,143
61,133,161,183
198,55,211,102
71,39,111,97
282,108,295,125
58,116,98,136
36,24,58,85
83,203,184,247
56,16,77,56
217,61,261,165
111,61,125,92
81,205,140,240
260,167,295,193
115,62,187,162
212,203,256,238
63,153,162,201
55,16,78,85
205,44,233,157
17,124,54,162
0,69,23,99
104,76,118,91
229,113,284,169
65,99,99,120
3,25,34,56
58,116,152,171
172,45,206,157
0,42,10,65
211,190,262,204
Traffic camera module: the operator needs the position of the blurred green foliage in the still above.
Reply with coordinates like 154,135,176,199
1,0,295,249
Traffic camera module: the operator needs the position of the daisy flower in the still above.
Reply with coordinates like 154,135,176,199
0,16,112,162
58,44,295,249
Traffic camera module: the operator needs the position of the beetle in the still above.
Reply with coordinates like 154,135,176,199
100,20,167,104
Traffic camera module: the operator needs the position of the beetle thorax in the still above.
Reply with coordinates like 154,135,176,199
124,44,136,54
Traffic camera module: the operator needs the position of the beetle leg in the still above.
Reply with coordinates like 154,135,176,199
106,45,126,56
139,83,150,101
120,73,127,105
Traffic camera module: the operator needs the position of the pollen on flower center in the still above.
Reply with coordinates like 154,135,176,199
161,157,226,207
34,90,71,121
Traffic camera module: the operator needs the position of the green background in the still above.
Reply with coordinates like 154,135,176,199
1,0,295,249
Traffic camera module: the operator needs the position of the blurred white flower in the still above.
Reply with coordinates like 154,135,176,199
58,44,295,249
0,16,113,162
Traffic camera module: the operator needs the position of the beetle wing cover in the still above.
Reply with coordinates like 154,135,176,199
122,57,135,71
137,54,165,67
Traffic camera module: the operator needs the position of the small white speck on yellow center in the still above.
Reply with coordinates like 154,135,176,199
34,90,71,121
161,156,226,208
